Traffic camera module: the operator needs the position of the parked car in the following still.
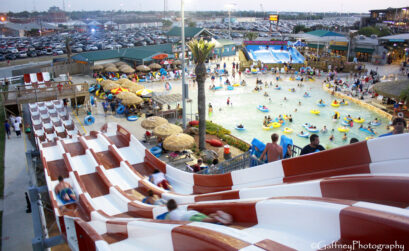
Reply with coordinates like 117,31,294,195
18,52,28,58
5,54,16,60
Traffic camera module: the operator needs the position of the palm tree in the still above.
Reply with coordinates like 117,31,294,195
244,32,258,41
187,39,215,151
400,85,409,107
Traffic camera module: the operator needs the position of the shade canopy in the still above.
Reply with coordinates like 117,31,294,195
172,60,182,65
136,65,151,72
121,67,135,73
121,81,145,93
141,116,168,130
115,61,127,67
374,80,409,99
163,133,195,151
103,82,120,91
91,64,104,70
153,123,183,138
148,63,162,70
152,53,168,60
104,66,119,72
100,80,115,87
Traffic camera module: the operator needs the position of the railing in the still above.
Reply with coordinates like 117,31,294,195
0,82,89,105
197,144,303,175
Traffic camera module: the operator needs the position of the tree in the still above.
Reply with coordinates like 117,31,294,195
187,39,215,151
293,25,311,34
188,21,197,28
244,32,258,41
358,26,392,37
162,20,172,28
65,36,72,64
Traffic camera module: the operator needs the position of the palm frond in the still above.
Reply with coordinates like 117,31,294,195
188,39,215,65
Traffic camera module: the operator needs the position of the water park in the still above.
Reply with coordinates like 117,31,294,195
1,37,409,251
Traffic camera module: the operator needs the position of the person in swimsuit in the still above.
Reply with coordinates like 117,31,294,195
55,176,76,202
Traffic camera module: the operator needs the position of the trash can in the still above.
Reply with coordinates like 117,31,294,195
223,145,231,160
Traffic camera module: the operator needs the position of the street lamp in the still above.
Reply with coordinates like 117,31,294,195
181,0,188,128
225,3,236,39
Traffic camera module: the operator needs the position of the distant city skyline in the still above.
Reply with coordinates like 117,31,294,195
1,0,408,13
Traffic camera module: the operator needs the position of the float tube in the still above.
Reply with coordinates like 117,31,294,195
84,115,95,125
127,115,139,121
116,105,125,115
206,139,223,147
150,146,162,157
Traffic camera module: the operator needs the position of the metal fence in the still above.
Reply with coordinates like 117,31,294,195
197,144,303,175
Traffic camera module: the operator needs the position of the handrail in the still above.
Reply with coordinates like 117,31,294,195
0,82,89,105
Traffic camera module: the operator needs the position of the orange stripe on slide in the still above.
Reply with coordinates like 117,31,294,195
255,239,296,251
195,190,240,202
193,173,233,194
339,206,409,247
172,225,250,251
321,176,409,208
282,141,371,182
188,202,258,225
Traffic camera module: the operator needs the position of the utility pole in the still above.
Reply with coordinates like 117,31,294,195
181,0,187,128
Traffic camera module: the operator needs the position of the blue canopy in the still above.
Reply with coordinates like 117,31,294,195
294,40,306,47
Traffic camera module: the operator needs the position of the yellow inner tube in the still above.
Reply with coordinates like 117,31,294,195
341,101,349,105
310,110,320,115
232,84,240,87
262,125,272,130
283,115,289,120
353,118,365,123
283,127,293,133
365,136,374,140
269,122,281,128
338,127,350,132
331,102,340,107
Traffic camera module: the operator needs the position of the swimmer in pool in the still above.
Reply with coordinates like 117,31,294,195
299,101,302,106
342,133,347,141
321,126,327,133
329,134,334,141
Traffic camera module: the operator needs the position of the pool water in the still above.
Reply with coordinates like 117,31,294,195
187,75,390,149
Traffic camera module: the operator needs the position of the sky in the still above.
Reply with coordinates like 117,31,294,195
1,0,408,13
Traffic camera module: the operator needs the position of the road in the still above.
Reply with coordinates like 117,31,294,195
0,60,51,78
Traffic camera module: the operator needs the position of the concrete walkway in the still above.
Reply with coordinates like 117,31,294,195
2,129,34,251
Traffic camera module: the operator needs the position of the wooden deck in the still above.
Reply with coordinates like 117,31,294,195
0,81,89,105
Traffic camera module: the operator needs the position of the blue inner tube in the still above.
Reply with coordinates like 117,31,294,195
116,105,125,115
90,95,95,105
214,86,222,90
127,115,139,121
84,115,95,125
317,103,325,107
235,127,245,131
370,122,381,126
89,86,96,93
303,94,311,97
150,146,162,157
275,87,281,90
257,106,269,112
227,86,234,90
360,127,375,135
297,133,309,138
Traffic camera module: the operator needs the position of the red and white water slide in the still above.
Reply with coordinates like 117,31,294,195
31,101,409,251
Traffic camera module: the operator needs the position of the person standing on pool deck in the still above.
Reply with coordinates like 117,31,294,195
300,134,325,155
227,97,230,106
379,117,407,137
259,133,283,163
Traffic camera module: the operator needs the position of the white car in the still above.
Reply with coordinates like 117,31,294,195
54,50,64,55
18,52,28,58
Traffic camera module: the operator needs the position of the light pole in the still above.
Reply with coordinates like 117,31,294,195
181,0,188,128
228,9,231,39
